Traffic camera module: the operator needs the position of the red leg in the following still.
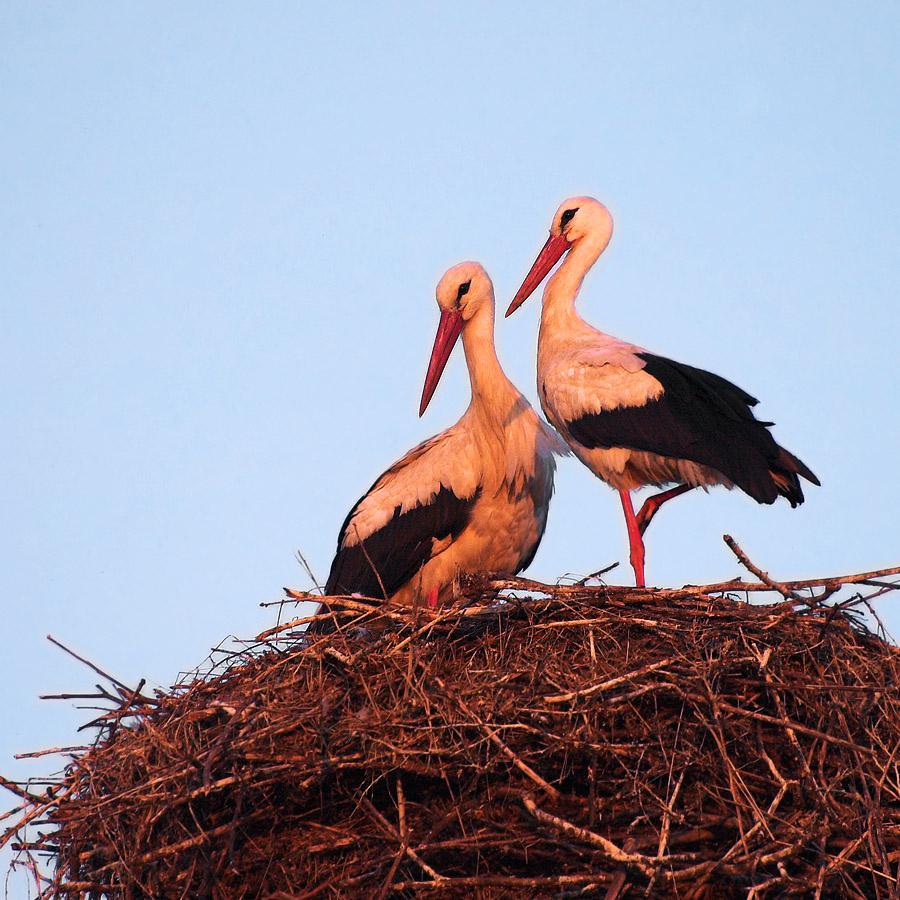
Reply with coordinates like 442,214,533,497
425,587,440,609
635,484,694,537
618,489,646,587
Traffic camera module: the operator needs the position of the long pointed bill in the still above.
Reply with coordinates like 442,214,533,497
419,308,464,417
505,233,570,317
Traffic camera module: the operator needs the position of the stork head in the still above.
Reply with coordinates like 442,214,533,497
420,262,493,417
506,196,613,316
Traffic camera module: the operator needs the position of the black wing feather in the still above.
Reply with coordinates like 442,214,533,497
324,485,478,599
566,352,817,505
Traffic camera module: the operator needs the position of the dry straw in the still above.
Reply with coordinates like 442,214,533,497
3,543,900,899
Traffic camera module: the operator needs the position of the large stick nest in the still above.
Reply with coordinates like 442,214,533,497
4,566,900,899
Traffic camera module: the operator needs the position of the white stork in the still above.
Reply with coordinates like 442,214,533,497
317,262,563,627
505,197,819,587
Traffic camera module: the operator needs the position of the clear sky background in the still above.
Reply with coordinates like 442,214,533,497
2,2,899,887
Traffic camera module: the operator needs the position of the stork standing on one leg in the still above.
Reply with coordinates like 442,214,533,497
315,262,564,630
505,197,819,587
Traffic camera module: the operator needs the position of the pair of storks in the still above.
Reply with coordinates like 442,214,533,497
318,197,818,622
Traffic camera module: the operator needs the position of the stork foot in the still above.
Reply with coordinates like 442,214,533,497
425,587,440,609
635,484,695,537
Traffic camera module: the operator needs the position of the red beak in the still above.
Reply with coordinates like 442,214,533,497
419,308,464,417
505,233,570,317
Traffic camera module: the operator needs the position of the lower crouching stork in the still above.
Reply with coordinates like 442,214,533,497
313,262,564,631
506,196,819,587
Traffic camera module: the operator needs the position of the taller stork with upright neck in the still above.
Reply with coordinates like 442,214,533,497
506,197,819,587
318,262,563,627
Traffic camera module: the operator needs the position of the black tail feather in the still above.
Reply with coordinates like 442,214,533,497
771,446,820,508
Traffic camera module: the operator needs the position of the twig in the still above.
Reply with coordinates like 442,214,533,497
294,548,322,593
573,563,620,585
604,838,635,900
374,775,410,900
716,702,877,756
723,535,801,602
14,747,90,759
0,786,74,849
46,635,132,694
391,874,615,892
544,658,675,704
0,775,43,804
522,795,657,876
256,613,320,640
360,796,443,882
656,768,686,861
691,564,900,596
436,678,561,800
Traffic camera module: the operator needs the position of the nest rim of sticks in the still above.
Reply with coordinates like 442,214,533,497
4,548,900,900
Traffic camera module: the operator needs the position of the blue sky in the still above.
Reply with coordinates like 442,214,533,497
2,2,899,887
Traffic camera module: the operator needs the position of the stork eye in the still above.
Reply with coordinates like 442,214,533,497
560,208,578,228
456,280,471,301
